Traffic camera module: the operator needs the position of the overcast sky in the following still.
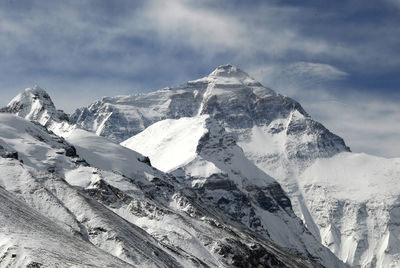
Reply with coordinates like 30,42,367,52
0,0,399,157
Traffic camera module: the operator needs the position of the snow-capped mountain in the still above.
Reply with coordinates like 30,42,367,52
72,64,400,268
70,64,350,216
0,87,333,267
2,85,69,125
121,115,345,267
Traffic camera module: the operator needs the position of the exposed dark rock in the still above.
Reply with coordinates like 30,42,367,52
137,156,152,166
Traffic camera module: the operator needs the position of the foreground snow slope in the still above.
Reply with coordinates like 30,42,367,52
0,183,131,267
73,64,400,267
0,114,182,268
122,115,347,268
0,89,328,267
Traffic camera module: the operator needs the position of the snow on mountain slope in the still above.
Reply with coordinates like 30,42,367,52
122,116,209,173
122,115,275,188
0,113,79,174
83,162,325,268
299,152,400,267
70,88,200,142
64,118,331,267
0,91,328,267
0,114,187,267
0,116,183,267
122,115,347,268
70,64,400,267
64,127,156,182
1,85,69,126
0,184,131,268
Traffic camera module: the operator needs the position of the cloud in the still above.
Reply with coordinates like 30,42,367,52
248,62,348,95
386,0,400,8
135,0,400,72
137,0,247,54
286,62,348,81
303,93,400,158
136,0,350,60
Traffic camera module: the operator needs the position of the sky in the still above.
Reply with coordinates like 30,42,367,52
0,0,399,157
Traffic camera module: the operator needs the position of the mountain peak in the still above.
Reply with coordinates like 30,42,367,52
8,85,54,110
190,64,262,87
208,64,250,79
4,86,69,125
28,84,48,94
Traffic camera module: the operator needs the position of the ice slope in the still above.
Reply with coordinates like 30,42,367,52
70,64,400,267
0,92,326,267
299,152,400,267
122,115,347,268
0,184,131,268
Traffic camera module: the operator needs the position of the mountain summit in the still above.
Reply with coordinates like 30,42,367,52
206,64,257,81
1,85,69,126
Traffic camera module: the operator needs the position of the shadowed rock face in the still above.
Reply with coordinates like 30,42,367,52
0,145,18,160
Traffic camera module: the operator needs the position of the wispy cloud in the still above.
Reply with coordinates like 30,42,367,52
386,0,400,9
286,62,348,81
136,0,348,59
304,92,400,158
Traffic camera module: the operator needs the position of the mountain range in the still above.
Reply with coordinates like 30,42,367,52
0,64,399,267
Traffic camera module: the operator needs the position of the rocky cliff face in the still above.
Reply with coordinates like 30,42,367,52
71,64,400,268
